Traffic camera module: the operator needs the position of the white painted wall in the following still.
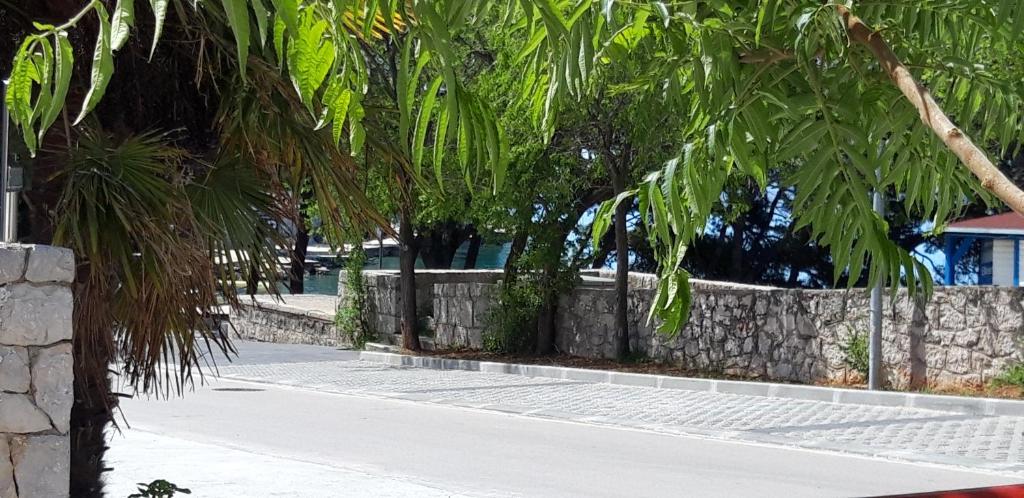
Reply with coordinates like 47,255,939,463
991,239,1018,286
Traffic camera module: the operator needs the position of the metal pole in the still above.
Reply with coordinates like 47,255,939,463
377,226,384,269
868,183,885,390
0,83,10,243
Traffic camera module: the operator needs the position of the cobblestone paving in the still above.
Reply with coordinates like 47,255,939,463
218,360,1024,475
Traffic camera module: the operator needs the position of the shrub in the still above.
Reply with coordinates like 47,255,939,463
336,248,373,349
128,480,191,498
842,332,870,379
483,279,542,354
992,364,1024,388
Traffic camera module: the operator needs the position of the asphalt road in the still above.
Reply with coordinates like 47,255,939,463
106,342,1019,497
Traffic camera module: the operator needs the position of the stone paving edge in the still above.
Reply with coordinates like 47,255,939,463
358,351,1024,417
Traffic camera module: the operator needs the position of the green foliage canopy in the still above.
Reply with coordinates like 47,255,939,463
8,0,1024,337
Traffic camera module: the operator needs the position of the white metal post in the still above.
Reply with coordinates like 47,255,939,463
0,83,11,243
869,185,885,390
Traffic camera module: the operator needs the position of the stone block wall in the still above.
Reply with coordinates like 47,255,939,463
233,296,350,348
560,270,1024,388
432,282,497,349
389,268,1024,389
0,244,75,498
342,270,503,342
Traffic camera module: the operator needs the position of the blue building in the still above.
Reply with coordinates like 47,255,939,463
944,212,1024,286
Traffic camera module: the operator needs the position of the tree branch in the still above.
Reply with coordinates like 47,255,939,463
837,5,1024,215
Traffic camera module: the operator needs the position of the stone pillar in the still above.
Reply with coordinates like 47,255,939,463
0,244,74,498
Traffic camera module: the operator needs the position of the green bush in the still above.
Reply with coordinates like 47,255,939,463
842,332,870,378
336,248,373,349
992,364,1024,388
483,279,542,354
128,480,191,498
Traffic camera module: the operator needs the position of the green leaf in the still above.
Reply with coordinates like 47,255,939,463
287,10,336,113
5,40,36,132
273,14,286,65
413,77,443,175
39,32,73,143
272,0,300,33
322,83,352,146
147,0,168,60
74,4,114,126
221,0,251,79
111,0,135,51
348,93,365,155
432,95,454,188
251,0,270,48
457,115,471,169
26,38,54,154
592,190,634,244
591,197,615,246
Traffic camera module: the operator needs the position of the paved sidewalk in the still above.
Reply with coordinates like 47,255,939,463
107,430,467,497
215,355,1024,476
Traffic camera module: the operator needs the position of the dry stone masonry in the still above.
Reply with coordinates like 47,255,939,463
233,295,350,348
0,244,73,498
344,268,1024,390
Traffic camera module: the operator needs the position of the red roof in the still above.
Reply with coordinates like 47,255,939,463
947,212,1024,234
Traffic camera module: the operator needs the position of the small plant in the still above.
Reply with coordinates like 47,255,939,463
128,480,191,498
336,248,373,349
992,364,1024,388
842,332,870,379
483,279,543,354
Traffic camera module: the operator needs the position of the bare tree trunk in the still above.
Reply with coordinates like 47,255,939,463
611,171,631,359
463,228,481,269
288,223,309,294
70,328,114,498
398,198,421,351
504,231,528,275
535,299,557,355
837,5,1024,216
729,217,745,281
417,222,472,269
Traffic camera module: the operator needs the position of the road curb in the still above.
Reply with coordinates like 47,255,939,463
358,351,1024,417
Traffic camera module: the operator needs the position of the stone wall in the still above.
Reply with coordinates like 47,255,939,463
0,244,75,498
342,270,503,342
432,282,497,349
556,270,1024,388
385,268,1024,389
232,295,350,348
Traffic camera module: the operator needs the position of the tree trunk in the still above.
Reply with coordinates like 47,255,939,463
417,222,471,269
611,172,631,360
288,222,309,294
504,231,528,275
68,276,116,497
70,343,114,498
535,299,557,355
398,199,421,351
729,217,746,281
463,228,481,269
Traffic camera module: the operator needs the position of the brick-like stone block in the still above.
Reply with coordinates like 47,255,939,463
31,344,73,434
10,435,69,498
0,437,14,498
0,346,30,393
0,284,73,346
0,394,52,433
24,246,75,283
0,245,27,285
